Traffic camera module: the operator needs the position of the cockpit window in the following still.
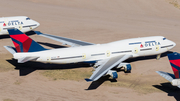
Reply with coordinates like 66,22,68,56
163,38,166,40
26,17,31,20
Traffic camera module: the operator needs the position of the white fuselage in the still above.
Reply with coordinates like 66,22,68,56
172,79,180,86
0,16,40,35
13,36,176,64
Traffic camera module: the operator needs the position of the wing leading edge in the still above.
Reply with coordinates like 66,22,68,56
85,54,132,82
35,31,94,47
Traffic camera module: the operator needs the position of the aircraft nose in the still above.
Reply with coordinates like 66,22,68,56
172,41,176,47
35,21,40,27
169,40,176,48
31,20,40,28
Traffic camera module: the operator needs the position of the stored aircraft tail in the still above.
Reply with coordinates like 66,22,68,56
168,52,180,79
156,52,180,88
7,28,47,53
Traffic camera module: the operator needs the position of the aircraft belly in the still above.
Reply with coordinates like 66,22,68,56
21,27,29,33
0,32,6,35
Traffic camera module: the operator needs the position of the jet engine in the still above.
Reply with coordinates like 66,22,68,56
172,79,180,86
124,64,131,72
117,63,132,73
106,70,118,79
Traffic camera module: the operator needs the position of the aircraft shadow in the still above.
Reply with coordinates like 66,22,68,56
7,59,90,76
153,82,180,101
0,30,36,39
85,75,117,90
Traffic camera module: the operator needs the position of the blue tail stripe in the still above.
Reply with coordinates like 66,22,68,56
28,41,48,52
8,28,24,35
170,62,180,71
168,52,180,60
8,28,48,52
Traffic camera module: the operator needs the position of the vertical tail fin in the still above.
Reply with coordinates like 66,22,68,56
168,52,180,78
8,28,47,52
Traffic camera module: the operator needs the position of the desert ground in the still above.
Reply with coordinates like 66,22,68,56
0,0,180,101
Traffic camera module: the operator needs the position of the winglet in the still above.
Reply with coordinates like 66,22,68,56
34,31,43,35
85,78,93,82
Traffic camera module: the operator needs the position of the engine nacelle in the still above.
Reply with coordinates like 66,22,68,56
117,63,132,72
172,79,180,86
106,70,118,79
124,64,132,72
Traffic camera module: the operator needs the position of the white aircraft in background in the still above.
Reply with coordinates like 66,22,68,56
0,16,39,35
4,29,176,82
156,52,180,88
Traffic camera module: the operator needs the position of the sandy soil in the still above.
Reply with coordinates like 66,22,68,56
0,0,180,101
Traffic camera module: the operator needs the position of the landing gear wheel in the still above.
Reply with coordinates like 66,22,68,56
89,63,95,67
124,70,131,73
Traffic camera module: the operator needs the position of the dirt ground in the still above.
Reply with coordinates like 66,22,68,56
0,0,180,101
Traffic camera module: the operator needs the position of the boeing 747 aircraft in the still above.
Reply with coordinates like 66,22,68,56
0,16,39,35
4,29,176,82
157,52,180,88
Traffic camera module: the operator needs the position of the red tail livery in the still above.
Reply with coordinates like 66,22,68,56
168,52,180,79
8,28,47,52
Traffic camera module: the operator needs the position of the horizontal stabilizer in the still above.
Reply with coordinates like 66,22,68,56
156,71,175,82
18,56,39,63
4,46,16,54
35,31,94,47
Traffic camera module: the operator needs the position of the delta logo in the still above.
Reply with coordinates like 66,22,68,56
3,21,24,26
140,41,161,48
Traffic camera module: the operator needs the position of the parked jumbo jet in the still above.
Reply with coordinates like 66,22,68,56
0,16,39,35
156,52,180,88
4,29,176,82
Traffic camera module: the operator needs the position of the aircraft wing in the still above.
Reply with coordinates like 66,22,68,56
85,54,132,82
18,56,39,63
35,31,94,47
156,71,175,82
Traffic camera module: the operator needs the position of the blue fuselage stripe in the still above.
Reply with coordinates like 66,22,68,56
129,42,141,45
145,41,156,43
